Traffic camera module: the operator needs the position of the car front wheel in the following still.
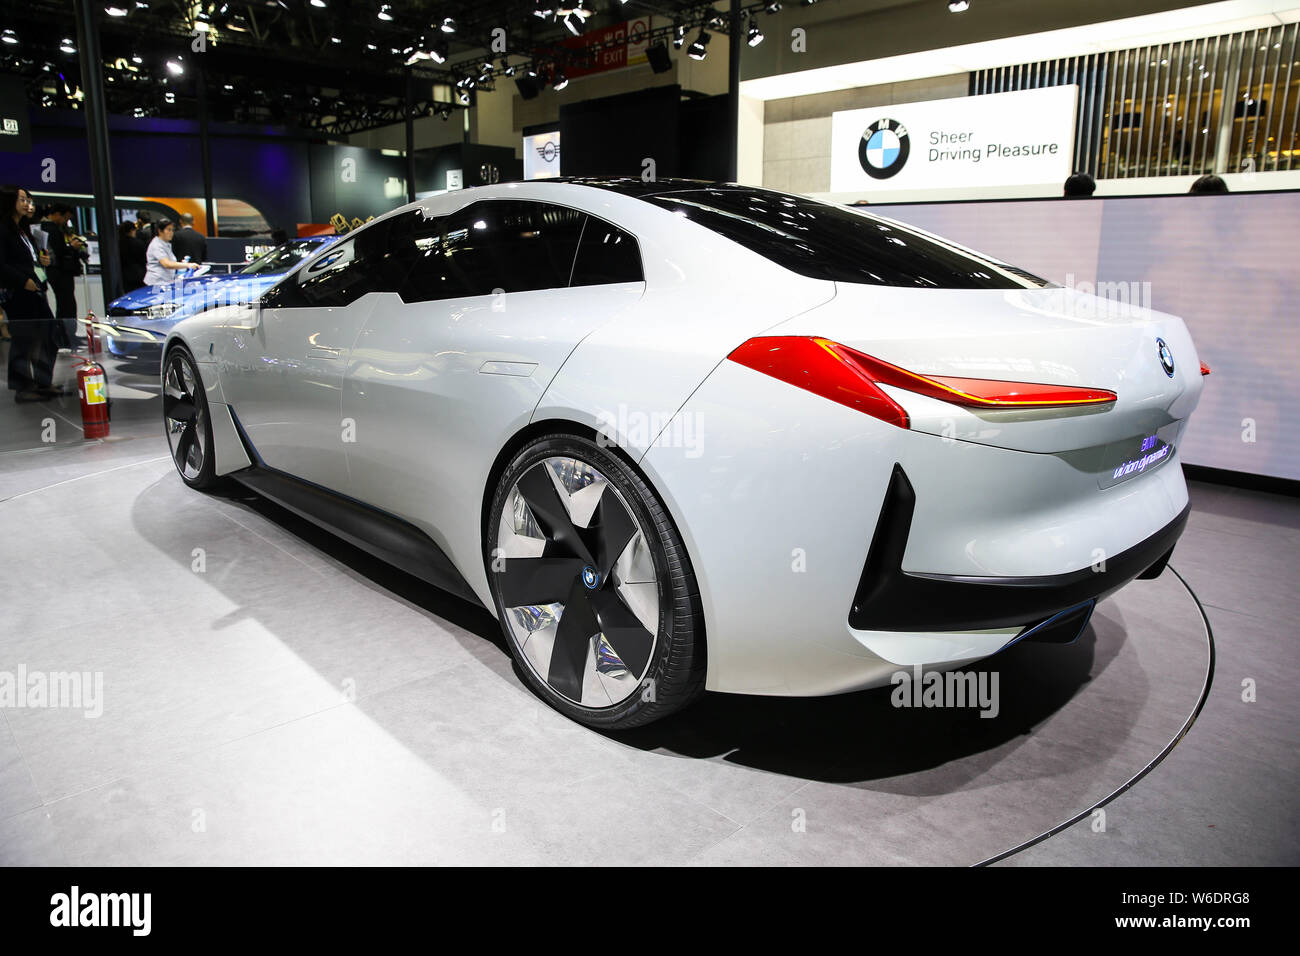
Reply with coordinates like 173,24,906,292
163,346,220,491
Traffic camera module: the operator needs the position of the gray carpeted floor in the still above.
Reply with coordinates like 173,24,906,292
0,400,1294,864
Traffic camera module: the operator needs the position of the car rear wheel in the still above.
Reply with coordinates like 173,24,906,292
486,434,705,729
163,346,220,491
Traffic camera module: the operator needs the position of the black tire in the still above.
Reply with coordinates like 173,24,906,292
485,433,706,729
162,345,221,492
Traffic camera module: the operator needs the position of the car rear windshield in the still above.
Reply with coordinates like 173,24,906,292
643,189,1049,290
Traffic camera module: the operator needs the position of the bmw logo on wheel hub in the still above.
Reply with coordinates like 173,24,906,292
858,118,910,179
581,566,600,589
1157,337,1175,377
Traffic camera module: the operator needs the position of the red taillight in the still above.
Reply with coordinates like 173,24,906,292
727,336,1118,429
1200,361,1211,376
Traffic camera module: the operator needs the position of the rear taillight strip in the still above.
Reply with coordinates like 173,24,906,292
728,336,1117,430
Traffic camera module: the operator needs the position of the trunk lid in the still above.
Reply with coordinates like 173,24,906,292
766,283,1204,458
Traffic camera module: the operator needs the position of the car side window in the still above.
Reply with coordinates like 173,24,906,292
570,219,643,286
400,200,585,302
294,216,394,308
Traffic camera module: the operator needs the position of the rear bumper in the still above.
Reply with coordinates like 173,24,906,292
642,358,1194,697
850,463,1189,632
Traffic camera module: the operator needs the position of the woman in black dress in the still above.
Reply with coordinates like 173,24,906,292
0,183,62,402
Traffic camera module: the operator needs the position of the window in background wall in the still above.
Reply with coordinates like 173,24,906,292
971,21,1300,179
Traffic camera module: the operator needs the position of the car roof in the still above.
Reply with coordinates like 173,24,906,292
532,177,764,199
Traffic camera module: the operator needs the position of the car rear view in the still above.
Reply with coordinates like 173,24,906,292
638,186,1203,696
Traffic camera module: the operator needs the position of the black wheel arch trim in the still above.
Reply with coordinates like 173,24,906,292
849,463,1192,632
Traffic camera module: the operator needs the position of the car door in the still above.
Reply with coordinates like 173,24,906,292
343,200,646,601
219,220,397,494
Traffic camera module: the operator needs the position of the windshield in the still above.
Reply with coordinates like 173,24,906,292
240,239,325,276
644,188,1050,290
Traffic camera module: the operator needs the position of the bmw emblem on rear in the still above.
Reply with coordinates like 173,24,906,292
1157,338,1175,377
582,566,600,589
859,118,910,180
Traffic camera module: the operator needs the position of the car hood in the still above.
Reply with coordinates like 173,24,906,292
109,272,245,311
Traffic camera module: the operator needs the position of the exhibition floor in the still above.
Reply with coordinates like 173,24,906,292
0,418,1295,865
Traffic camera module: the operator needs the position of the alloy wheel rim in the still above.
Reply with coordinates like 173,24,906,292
163,353,206,481
495,456,660,708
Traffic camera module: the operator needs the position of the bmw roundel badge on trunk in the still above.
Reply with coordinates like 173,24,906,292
1157,337,1175,377
859,118,911,179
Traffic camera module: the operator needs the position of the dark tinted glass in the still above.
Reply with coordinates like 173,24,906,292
292,216,395,308
570,219,643,286
644,189,1048,289
400,200,585,301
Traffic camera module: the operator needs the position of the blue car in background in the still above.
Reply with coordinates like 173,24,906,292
105,236,337,361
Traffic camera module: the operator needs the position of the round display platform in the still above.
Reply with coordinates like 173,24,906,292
0,444,1211,865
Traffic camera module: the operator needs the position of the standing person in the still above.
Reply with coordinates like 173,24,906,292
171,212,207,264
144,219,201,287
136,211,154,242
41,202,89,346
0,184,62,402
118,219,147,291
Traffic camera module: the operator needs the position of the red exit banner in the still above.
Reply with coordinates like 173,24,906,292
560,17,653,79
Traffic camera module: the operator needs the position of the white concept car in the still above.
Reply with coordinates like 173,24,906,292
162,179,1204,729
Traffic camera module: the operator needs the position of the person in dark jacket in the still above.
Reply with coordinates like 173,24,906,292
40,202,89,345
118,219,147,292
0,184,63,402
171,212,207,264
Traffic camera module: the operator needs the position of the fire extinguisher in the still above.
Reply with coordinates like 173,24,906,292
77,359,110,439
83,310,102,355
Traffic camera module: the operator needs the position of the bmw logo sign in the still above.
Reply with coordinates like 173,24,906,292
1156,338,1175,377
859,118,911,180
581,566,600,589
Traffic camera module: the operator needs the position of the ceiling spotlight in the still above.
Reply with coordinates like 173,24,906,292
501,58,515,76
166,58,184,74
104,5,129,15
533,4,553,18
747,24,764,46
948,1,970,12
1,30,18,44
164,91,175,103
131,52,142,62
377,4,393,21
563,12,584,35
430,37,448,62
457,90,470,105
765,2,782,11
687,30,710,60
440,17,456,33
365,43,377,51
60,38,77,54
553,70,568,91
310,0,327,7
672,24,686,49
